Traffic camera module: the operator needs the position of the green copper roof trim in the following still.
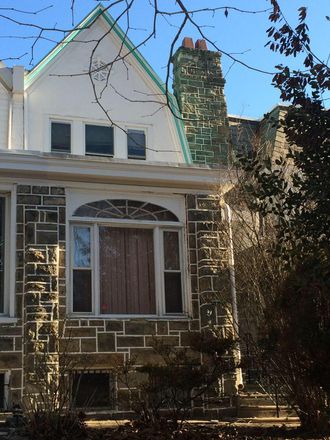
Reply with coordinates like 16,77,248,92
25,7,102,87
26,4,192,164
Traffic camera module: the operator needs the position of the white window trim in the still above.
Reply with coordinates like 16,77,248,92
69,218,188,318
83,122,115,158
49,118,73,154
125,126,148,161
0,184,16,320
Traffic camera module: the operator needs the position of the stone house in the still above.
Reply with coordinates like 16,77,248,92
0,4,284,415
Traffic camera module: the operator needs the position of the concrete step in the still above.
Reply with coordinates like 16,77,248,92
0,413,11,422
235,416,300,426
242,383,264,393
238,394,286,406
238,404,296,418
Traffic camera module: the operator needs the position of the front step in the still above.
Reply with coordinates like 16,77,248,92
237,393,295,419
238,404,296,418
235,416,300,426
238,395,283,406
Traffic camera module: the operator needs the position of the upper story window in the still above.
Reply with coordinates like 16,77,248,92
51,122,71,153
85,124,114,157
127,129,146,159
71,199,184,317
50,120,151,160
0,197,5,314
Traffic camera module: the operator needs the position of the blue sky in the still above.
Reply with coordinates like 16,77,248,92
0,0,329,118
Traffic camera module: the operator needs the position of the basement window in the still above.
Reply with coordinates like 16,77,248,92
71,371,115,408
85,124,114,157
51,122,71,153
0,372,10,409
0,374,4,409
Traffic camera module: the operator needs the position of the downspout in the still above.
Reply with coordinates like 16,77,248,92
220,199,243,390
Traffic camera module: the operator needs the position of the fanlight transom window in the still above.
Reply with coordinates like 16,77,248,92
73,199,179,222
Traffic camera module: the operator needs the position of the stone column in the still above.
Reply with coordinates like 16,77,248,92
16,185,66,402
24,246,60,396
187,194,236,400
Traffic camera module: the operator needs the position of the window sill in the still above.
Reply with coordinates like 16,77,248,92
127,156,146,160
51,150,71,154
0,317,18,324
68,314,191,321
85,153,114,158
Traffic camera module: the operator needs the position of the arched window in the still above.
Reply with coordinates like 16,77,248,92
71,199,184,316
73,199,179,222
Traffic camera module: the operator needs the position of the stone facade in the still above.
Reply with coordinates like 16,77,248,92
0,186,235,415
172,40,230,166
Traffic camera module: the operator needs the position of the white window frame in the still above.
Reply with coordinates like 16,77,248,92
84,122,115,158
0,185,16,321
126,127,147,161
49,119,73,154
69,217,186,318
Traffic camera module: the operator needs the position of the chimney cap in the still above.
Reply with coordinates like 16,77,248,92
182,37,194,49
195,39,208,50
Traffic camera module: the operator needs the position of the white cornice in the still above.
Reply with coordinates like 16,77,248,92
0,151,230,191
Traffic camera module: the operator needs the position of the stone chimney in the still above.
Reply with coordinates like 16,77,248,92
172,38,229,166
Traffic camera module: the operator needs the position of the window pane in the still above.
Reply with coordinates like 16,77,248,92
73,270,92,312
51,122,71,152
99,227,156,314
72,372,114,408
86,125,114,156
164,272,183,313
73,226,91,268
164,231,180,270
127,129,146,159
0,198,4,314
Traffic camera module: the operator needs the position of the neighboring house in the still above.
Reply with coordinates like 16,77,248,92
0,4,285,415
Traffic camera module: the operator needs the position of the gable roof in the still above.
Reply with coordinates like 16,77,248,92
25,4,191,164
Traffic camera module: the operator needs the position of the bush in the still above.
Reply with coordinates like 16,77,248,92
23,410,87,440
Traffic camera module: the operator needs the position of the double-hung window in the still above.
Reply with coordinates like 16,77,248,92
51,122,71,153
127,129,146,159
71,200,184,316
85,124,114,157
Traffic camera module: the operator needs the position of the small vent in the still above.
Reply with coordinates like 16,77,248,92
91,59,109,82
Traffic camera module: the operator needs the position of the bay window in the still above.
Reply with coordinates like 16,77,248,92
71,200,185,316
